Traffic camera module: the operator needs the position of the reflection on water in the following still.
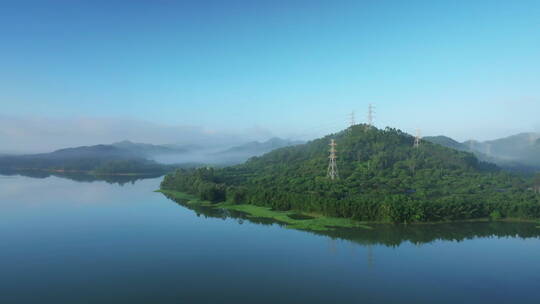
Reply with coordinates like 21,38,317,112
0,169,163,185
164,193,540,247
2,174,539,304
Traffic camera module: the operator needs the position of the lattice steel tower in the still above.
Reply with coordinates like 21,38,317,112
327,139,339,180
350,111,356,128
368,104,374,127
413,129,422,148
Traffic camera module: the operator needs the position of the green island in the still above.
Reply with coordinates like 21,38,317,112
160,125,540,229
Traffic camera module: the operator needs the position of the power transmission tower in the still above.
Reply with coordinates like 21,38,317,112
413,129,422,148
349,111,356,128
367,104,374,127
327,139,339,180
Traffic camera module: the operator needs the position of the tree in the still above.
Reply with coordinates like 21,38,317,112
160,125,540,223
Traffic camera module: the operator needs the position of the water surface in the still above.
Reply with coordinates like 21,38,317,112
1,175,539,303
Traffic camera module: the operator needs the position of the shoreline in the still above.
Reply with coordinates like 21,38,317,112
157,189,372,231
157,189,540,231
2,168,167,177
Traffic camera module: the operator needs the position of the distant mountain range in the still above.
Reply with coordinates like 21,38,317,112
111,140,188,157
0,141,190,174
5,131,536,175
0,137,303,174
212,137,304,164
424,132,540,172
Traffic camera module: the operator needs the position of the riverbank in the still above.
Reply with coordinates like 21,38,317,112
157,189,372,231
158,189,540,231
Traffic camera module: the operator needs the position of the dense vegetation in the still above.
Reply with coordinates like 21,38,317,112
161,125,540,223
165,192,540,247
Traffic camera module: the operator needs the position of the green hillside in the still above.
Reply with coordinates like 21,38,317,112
424,135,469,152
161,125,540,223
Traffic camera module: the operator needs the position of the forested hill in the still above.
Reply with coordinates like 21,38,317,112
161,125,540,223
423,136,469,152
0,144,176,175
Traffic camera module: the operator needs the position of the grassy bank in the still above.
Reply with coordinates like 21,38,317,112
157,190,540,231
157,189,372,231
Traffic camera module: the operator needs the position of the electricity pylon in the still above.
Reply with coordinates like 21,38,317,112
367,104,374,127
327,139,339,180
413,129,421,148
350,111,356,128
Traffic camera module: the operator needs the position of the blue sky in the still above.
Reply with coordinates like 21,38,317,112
1,0,539,150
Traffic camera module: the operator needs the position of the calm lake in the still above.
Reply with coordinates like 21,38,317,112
1,174,539,303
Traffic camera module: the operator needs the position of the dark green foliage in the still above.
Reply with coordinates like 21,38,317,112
161,125,540,223
424,136,469,151
161,168,226,203
166,192,540,247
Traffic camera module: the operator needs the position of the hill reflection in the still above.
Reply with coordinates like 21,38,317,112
0,169,163,185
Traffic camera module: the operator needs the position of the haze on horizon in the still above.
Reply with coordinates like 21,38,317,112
1,1,539,153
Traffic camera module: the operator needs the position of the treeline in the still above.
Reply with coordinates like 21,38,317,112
161,125,540,223
164,193,540,246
